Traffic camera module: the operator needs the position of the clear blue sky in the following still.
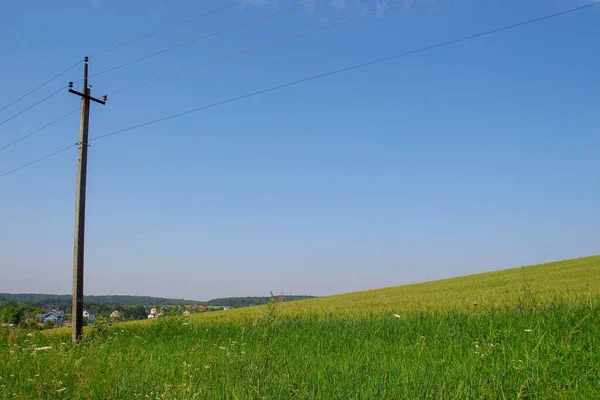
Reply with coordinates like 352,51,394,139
0,0,598,300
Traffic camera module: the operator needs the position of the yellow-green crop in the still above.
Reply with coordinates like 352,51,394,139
1,255,598,399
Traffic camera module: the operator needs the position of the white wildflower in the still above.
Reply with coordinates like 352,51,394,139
56,388,67,392
393,314,402,319
524,329,532,332
34,346,52,351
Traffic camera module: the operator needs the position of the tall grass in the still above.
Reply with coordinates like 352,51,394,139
1,298,599,399
1,256,599,398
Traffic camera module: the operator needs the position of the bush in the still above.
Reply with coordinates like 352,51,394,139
93,316,111,335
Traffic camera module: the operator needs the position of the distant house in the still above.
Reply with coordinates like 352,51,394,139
147,314,155,319
183,310,190,316
223,307,231,311
83,310,96,323
110,311,122,319
150,308,158,316
35,311,64,325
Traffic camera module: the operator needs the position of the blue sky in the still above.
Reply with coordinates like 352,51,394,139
0,0,598,300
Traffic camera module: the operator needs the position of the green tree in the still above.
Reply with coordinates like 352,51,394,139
0,300,24,325
130,305,147,320
166,305,181,316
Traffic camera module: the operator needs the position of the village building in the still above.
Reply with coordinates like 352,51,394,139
110,310,122,319
35,310,65,325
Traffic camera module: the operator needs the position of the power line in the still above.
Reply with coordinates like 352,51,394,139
0,109,79,152
107,0,416,96
90,0,249,58
0,143,77,179
91,2,600,142
0,60,81,114
0,0,247,111
2,1,598,180
83,0,317,81
0,86,66,129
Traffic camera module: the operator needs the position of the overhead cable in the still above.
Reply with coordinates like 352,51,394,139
107,0,416,96
0,87,66,129
2,1,598,180
0,61,81,114
0,144,77,179
1,1,251,111
0,109,79,152
83,0,317,81
93,2,600,141
90,0,249,58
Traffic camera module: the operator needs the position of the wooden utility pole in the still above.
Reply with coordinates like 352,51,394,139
69,57,106,342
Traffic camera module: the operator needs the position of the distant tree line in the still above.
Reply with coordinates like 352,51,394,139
0,301,200,327
0,294,316,329
0,294,203,307
0,294,316,309
207,296,315,307
87,304,149,320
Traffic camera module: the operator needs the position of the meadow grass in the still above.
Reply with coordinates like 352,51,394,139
1,256,599,399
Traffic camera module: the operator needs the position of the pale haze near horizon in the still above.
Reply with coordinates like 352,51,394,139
1,0,599,301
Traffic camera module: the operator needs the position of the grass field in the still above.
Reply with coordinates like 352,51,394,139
1,256,599,399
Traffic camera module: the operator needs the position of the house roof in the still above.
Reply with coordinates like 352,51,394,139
35,312,64,321
49,310,65,317
42,312,64,320
45,311,63,317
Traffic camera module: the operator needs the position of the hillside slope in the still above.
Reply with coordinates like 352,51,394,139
5,255,599,399
197,255,600,321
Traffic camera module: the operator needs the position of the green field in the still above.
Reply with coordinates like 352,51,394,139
1,256,599,399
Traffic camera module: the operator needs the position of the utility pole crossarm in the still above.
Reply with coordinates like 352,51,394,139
68,87,107,105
